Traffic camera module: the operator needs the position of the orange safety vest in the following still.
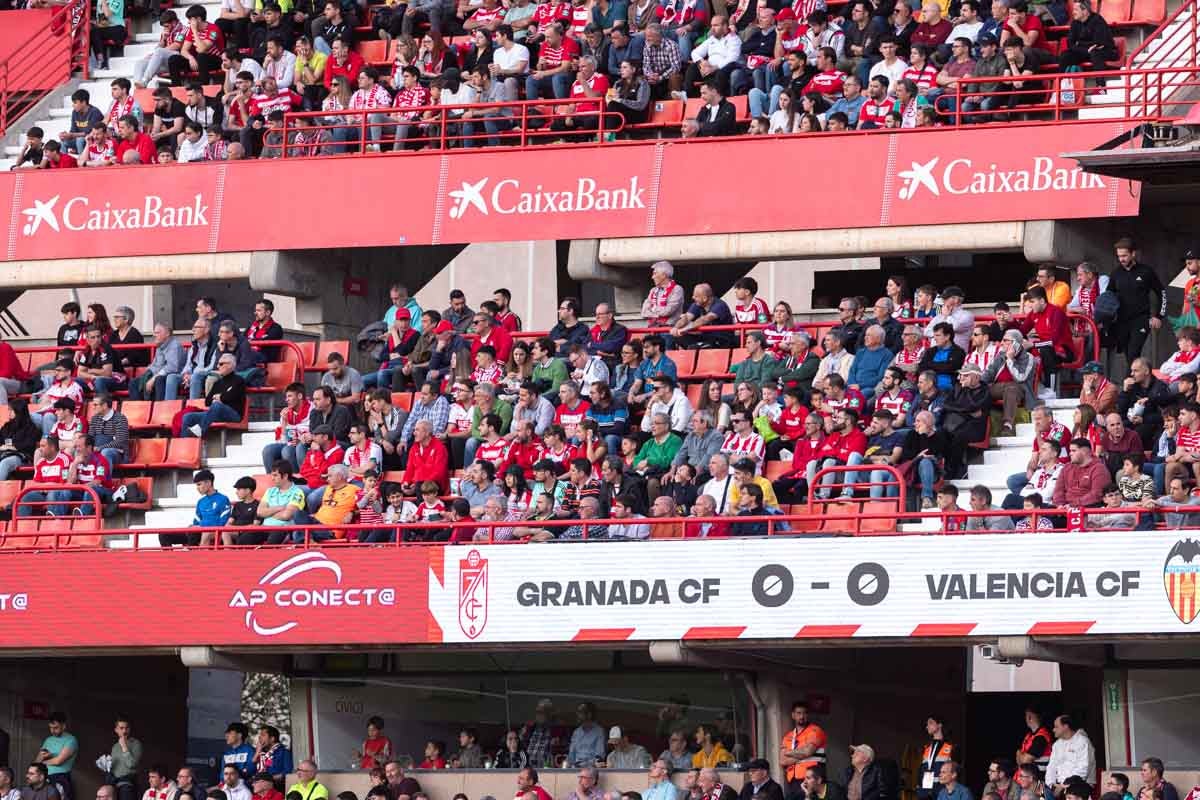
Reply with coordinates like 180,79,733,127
918,741,955,793
1021,727,1052,769
783,723,827,783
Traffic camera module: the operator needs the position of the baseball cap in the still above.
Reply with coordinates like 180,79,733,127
608,726,623,741
1081,360,1104,374
433,320,454,335
850,744,875,759
776,7,795,19
978,32,998,45
395,307,412,321
960,362,982,375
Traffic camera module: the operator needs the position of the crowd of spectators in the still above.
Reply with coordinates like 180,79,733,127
6,0,1128,168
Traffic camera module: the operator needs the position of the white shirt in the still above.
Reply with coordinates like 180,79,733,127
1021,463,1061,501
691,31,742,69
1044,729,1096,787
924,307,975,350
177,136,207,163
263,49,297,89
223,783,252,800
768,108,798,133
225,58,263,92
640,388,694,433
608,516,650,539
947,20,983,41
576,356,609,389
494,42,531,73
869,57,908,94
441,83,479,108
702,473,734,513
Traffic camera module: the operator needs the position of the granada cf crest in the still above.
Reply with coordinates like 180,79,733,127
459,549,489,639
1164,539,1200,624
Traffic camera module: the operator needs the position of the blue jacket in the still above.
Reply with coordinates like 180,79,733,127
223,742,256,777
193,492,231,527
847,345,892,391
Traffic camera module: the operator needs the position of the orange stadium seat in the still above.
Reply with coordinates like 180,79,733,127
668,350,696,377
694,349,731,377
121,438,167,470
120,400,154,431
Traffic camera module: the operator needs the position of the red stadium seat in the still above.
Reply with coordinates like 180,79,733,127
116,477,154,511
668,350,697,378
120,401,153,431
122,438,168,469
695,349,731,377
164,438,202,469
685,383,703,408
764,461,790,480
392,392,414,411
628,100,685,133
63,516,104,549
0,480,22,509
1129,0,1164,23
729,95,749,123
1100,0,1132,22
310,341,350,373
148,400,185,431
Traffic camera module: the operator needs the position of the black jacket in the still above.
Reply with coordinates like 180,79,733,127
1068,12,1117,56
858,316,903,353
843,764,886,800
309,404,354,447
942,383,990,440
206,372,247,416
1117,376,1173,428
739,780,784,800
1109,262,1166,322
696,99,736,137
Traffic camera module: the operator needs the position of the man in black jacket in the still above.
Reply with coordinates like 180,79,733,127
686,81,736,137
1059,0,1117,70
182,354,247,438
740,760,785,800
1117,357,1172,446
804,765,847,800
1109,237,1166,361
942,362,991,479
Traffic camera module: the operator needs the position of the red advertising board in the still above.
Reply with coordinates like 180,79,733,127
0,121,1140,263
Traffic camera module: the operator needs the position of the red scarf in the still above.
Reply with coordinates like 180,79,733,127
646,280,678,323
661,0,699,26
246,318,276,341
275,399,312,440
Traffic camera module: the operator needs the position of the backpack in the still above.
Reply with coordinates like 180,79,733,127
1094,290,1121,328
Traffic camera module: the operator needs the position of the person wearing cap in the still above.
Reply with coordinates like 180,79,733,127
981,330,1038,436
384,283,423,332
250,774,282,800
940,361,989,479
781,700,827,795
844,745,883,800
740,759,783,800
365,308,420,390
425,319,473,389
1078,361,1116,416
959,34,1006,122
605,727,651,769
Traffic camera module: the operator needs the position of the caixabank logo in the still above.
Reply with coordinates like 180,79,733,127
20,193,210,236
447,177,645,219
1164,539,1200,624
897,157,1105,201
229,551,396,637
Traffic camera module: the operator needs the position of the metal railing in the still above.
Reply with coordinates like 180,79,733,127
0,503,1192,551
0,0,89,137
280,97,626,156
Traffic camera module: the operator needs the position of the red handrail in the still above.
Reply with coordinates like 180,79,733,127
809,465,906,514
0,503,1186,552
0,0,89,138
1126,0,1198,67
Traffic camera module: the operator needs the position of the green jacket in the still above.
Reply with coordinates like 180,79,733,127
532,358,569,400
732,353,781,387
469,397,514,437
637,433,682,470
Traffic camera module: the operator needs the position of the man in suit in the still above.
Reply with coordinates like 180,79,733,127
740,760,785,800
682,80,736,137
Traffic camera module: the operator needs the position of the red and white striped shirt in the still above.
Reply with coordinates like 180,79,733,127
475,437,511,466
720,431,765,469
859,98,892,127
894,345,925,367
533,2,571,29
537,36,580,68
542,443,578,467
107,96,138,128
902,64,938,92
875,388,913,419
51,417,85,449
470,4,506,26
1177,422,1200,453
416,499,446,520
734,297,771,325
250,89,296,117
569,3,591,35
472,362,505,386
449,402,474,434
804,69,846,96
762,324,800,357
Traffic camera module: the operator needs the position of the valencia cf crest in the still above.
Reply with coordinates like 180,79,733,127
1164,539,1200,624
459,549,488,639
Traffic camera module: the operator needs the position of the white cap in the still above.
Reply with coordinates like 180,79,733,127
608,726,623,740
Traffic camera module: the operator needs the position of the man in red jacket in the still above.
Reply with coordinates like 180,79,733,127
114,115,157,164
323,36,363,89
402,419,449,495
1052,438,1109,508
1019,285,1073,386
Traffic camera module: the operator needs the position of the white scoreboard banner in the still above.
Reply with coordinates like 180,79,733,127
427,532,1200,643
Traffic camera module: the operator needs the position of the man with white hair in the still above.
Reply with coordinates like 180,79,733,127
644,760,683,800
667,409,724,485
861,297,903,352
401,419,450,496
181,353,246,438
847,325,891,401
643,262,686,333
697,768,736,800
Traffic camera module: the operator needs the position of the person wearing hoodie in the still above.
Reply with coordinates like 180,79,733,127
1044,715,1095,795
